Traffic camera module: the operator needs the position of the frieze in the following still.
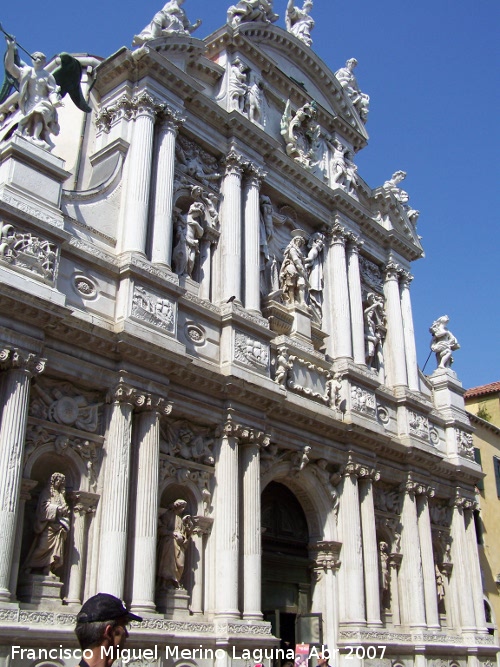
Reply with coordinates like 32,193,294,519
226,301,270,328
0,220,59,282
29,380,103,433
227,623,273,635
374,486,401,514
1,192,63,228
69,237,118,265
160,420,215,466
132,284,176,333
130,256,180,286
429,500,452,527
181,290,221,315
234,331,270,371
175,134,222,191
359,255,384,294
134,618,214,633
408,410,430,441
456,429,474,461
351,384,376,416
286,354,331,405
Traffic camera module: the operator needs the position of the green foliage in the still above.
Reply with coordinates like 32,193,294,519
476,403,491,422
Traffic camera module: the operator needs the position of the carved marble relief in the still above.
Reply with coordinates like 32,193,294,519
0,220,58,282
131,284,176,333
408,410,430,441
234,331,270,371
175,135,221,191
359,255,384,294
159,459,212,516
456,429,474,461
351,384,376,416
160,420,215,466
280,100,320,170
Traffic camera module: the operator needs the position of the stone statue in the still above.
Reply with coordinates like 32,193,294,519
304,231,325,323
364,292,386,371
246,70,264,124
285,0,314,47
334,58,369,123
227,0,279,28
259,194,274,261
280,100,320,169
4,36,61,150
292,444,311,474
279,231,309,306
379,540,391,610
133,0,201,45
429,315,460,369
435,562,445,608
327,372,343,410
274,345,292,386
24,472,70,575
172,201,205,278
383,171,419,224
228,58,249,113
156,499,194,589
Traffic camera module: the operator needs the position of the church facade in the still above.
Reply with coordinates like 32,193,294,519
0,2,497,666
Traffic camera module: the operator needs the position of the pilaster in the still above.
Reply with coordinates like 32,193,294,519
243,163,266,313
310,540,342,652
65,491,99,605
220,149,244,303
416,487,440,629
327,224,352,359
383,261,407,387
359,470,382,626
346,235,365,365
400,271,419,391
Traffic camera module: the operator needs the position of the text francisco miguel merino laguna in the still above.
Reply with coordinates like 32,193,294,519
11,645,332,663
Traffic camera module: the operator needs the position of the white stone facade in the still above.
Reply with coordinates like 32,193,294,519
0,10,498,667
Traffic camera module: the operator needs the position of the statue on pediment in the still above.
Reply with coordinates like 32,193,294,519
429,315,460,369
227,0,278,28
383,170,420,224
285,0,314,47
133,0,201,45
335,58,369,123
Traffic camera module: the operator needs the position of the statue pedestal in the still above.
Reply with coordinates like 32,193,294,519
18,573,63,605
156,588,190,618
290,303,313,348
0,134,70,229
427,367,471,458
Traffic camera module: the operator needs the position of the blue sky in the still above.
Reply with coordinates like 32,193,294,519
2,0,499,390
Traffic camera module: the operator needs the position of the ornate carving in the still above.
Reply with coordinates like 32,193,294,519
374,486,401,515
351,384,376,416
408,410,430,441
159,459,212,515
360,255,384,294
0,348,46,376
400,475,435,498
227,0,278,27
223,148,245,176
234,331,270,370
383,171,419,224
160,420,215,466
30,380,103,433
341,456,380,482
335,58,369,123
0,221,58,281
185,322,206,345
429,500,452,527
310,540,342,571
310,459,339,513
72,274,98,299
429,315,460,370
280,100,320,170
131,285,176,333
175,135,221,190
456,429,474,461
291,445,311,474
95,93,166,132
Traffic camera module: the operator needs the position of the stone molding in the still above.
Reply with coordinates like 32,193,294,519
337,455,380,482
106,382,171,414
95,93,173,132
399,474,435,498
223,148,245,176
0,348,46,376
309,540,342,571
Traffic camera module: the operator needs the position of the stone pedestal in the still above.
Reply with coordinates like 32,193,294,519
156,587,190,618
17,574,63,605
0,134,70,228
290,304,313,347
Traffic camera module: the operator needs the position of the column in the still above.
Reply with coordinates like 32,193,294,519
131,397,171,614
449,495,476,630
389,554,402,625
398,478,426,629
310,542,342,653
400,272,419,391
328,224,352,359
346,236,365,365
214,419,240,618
383,262,408,387
338,457,365,624
9,478,38,600
243,164,266,313
190,517,213,615
150,108,184,267
199,229,219,301
220,149,244,303
359,473,382,626
416,491,440,629
121,93,159,254
241,439,263,619
65,492,99,605
464,506,488,632
0,348,45,602
97,382,136,598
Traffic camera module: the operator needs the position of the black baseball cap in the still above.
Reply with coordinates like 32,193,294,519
76,593,143,624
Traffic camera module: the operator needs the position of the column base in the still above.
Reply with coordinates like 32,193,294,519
130,601,158,615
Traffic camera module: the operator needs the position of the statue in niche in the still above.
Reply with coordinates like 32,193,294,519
435,562,446,611
172,201,205,278
429,315,460,369
378,540,391,610
334,58,370,123
24,472,70,575
274,345,292,387
228,58,249,113
259,194,274,262
246,70,264,124
364,292,386,370
227,0,278,28
285,0,314,47
327,372,343,410
280,100,320,170
279,230,309,307
157,499,194,589
304,231,325,323
133,0,201,45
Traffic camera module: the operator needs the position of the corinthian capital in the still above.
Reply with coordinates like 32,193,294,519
451,487,477,511
223,149,245,176
158,105,185,132
399,473,435,498
245,161,267,187
0,348,46,376
329,223,348,246
341,455,380,481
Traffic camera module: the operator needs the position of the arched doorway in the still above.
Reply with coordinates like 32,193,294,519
261,481,311,655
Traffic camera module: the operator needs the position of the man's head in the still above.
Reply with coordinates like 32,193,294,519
75,593,142,664
317,653,329,667
31,52,47,70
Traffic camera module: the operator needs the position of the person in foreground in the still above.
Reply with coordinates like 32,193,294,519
74,593,142,667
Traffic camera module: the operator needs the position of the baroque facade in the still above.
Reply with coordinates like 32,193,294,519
0,2,497,666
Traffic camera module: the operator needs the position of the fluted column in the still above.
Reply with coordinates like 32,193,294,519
9,478,37,600
383,261,407,387
449,492,476,631
389,554,402,625
310,541,342,652
121,93,160,254
191,516,213,615
398,477,426,629
214,417,240,618
400,272,419,391
346,236,365,365
416,490,440,629
241,434,267,620
328,224,352,359
0,348,45,602
97,382,137,598
338,457,365,624
131,395,172,613
150,108,185,267
359,472,382,626
243,164,266,313
464,506,488,632
220,150,244,303
65,492,99,604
